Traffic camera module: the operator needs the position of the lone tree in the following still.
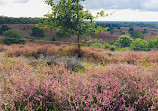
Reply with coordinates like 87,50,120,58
39,0,105,51
115,35,133,48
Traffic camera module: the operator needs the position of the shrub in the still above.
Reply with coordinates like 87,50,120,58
129,28,144,39
31,27,45,37
120,30,125,35
1,57,157,110
104,43,110,49
0,24,11,35
143,29,147,34
109,45,116,51
90,42,106,49
52,36,56,41
2,30,26,45
56,29,65,37
115,35,133,48
130,38,148,51
148,37,158,49
131,31,144,39
128,27,134,33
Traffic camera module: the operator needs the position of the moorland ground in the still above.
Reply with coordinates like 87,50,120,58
0,43,157,110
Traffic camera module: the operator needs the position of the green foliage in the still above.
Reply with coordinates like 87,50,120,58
131,31,144,39
2,30,26,45
52,36,56,41
143,29,147,34
120,30,125,35
0,24,11,35
31,27,45,37
104,43,110,49
148,37,158,49
109,45,116,51
96,22,158,29
115,35,133,48
39,0,105,44
128,27,134,33
130,38,148,51
56,30,65,37
0,16,43,24
128,28,144,39
90,42,108,49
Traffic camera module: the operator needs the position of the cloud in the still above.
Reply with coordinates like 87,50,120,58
0,0,50,17
1,0,158,11
0,1,6,5
0,0,29,5
82,0,158,11
142,0,158,10
13,0,29,3
0,0,158,21
93,9,158,21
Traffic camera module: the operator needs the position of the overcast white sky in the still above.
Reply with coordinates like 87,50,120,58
0,0,158,21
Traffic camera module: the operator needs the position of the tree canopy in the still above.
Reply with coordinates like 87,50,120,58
115,35,133,48
39,0,105,44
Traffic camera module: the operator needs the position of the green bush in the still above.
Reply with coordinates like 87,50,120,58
31,27,45,37
56,30,65,37
143,29,147,34
104,43,110,49
52,36,56,41
109,45,116,51
128,27,144,39
120,30,125,35
90,42,105,49
115,35,133,48
148,37,158,49
132,31,144,39
0,24,11,35
130,38,148,51
2,30,26,45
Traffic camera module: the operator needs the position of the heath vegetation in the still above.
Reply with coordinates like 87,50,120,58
0,43,157,110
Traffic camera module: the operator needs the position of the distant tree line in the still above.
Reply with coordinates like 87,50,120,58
0,16,43,24
1,16,158,29
96,22,158,29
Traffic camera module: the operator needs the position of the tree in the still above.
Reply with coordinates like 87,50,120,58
39,0,105,51
148,37,158,49
2,30,26,45
128,27,134,34
0,24,11,35
120,30,125,35
31,27,45,37
130,38,148,51
115,35,133,48
128,27,144,39
143,29,147,34
132,31,144,39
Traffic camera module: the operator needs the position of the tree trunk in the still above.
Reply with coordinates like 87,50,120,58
77,35,82,58
76,0,81,58
77,35,80,50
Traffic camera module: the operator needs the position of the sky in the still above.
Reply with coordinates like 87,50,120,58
0,0,158,21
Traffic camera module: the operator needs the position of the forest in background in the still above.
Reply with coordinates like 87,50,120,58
1,16,158,28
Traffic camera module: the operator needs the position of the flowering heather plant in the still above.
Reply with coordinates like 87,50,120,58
0,54,157,110
0,43,158,110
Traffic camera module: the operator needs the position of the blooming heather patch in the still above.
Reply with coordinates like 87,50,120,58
0,54,157,110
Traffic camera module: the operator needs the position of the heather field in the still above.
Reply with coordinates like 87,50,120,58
0,43,157,110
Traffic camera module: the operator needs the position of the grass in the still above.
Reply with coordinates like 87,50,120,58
0,43,157,110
